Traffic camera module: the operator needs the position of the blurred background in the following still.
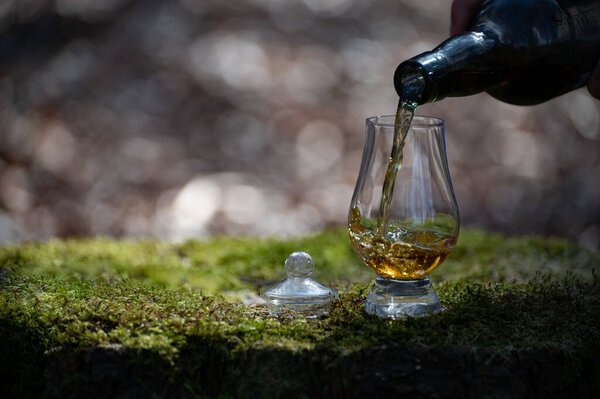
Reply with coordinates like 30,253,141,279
0,0,599,248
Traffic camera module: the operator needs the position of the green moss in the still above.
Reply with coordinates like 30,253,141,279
0,230,369,296
1,229,596,295
0,228,599,397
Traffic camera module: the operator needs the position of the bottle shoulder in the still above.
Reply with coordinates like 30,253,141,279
473,0,566,47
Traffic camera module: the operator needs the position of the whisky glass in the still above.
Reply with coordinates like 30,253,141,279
348,115,459,319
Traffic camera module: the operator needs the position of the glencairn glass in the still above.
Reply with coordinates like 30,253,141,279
348,115,459,319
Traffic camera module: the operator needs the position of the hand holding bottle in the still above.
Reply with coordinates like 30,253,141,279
450,0,600,100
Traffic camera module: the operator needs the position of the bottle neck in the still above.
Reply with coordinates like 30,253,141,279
394,32,504,104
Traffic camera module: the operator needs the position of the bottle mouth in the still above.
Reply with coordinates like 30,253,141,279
393,62,429,104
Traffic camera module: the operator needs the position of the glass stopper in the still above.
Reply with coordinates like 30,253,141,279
285,251,314,277
261,251,338,318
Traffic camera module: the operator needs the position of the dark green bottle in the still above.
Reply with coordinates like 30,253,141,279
394,0,600,105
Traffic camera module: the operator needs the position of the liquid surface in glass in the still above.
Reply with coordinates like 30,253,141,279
349,207,456,279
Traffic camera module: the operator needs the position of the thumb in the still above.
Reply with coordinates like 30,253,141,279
587,59,600,99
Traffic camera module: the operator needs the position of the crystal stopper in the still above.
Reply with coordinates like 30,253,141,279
261,252,338,318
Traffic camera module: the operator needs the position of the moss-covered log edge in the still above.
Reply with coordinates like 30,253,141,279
1,230,599,398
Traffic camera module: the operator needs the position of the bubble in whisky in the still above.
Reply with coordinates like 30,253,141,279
349,207,456,280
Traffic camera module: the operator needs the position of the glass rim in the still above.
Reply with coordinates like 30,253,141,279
366,115,444,128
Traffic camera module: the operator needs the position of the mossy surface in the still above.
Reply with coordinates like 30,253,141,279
1,228,599,398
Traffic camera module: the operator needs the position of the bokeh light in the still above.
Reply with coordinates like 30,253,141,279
0,0,598,249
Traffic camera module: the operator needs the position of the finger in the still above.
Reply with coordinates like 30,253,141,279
451,0,483,35
587,59,600,99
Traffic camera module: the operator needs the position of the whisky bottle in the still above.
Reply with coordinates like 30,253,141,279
394,0,600,105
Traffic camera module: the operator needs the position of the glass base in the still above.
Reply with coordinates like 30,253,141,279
365,276,441,319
